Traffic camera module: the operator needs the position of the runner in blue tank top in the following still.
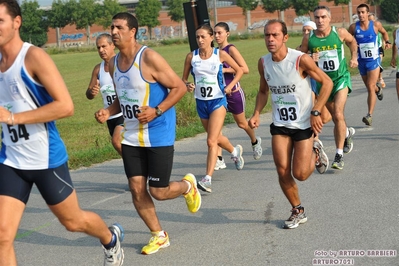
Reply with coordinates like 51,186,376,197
348,3,391,126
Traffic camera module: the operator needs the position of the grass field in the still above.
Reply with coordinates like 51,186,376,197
51,34,393,169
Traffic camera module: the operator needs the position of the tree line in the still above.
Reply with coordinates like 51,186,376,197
21,0,398,47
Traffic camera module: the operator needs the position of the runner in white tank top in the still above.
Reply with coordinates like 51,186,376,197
182,24,244,193
86,33,123,155
249,20,333,230
0,2,124,264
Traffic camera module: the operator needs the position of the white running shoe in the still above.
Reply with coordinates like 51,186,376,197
214,158,227,170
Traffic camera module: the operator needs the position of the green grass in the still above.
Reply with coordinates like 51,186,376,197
50,33,394,169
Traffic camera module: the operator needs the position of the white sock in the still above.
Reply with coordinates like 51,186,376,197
231,147,237,157
346,128,349,138
204,175,212,182
183,180,191,194
336,149,343,155
152,230,165,238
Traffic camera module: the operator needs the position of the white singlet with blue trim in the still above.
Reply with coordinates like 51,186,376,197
191,48,225,100
98,61,122,120
0,42,68,169
261,48,313,130
113,46,176,147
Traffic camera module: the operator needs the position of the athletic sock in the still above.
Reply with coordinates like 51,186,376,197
183,179,192,194
102,231,116,249
152,230,165,238
251,139,258,146
217,156,223,161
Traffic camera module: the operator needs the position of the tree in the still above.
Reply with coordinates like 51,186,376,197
326,0,351,27
20,0,48,46
135,0,162,40
260,0,291,20
166,0,185,37
95,0,127,30
236,0,259,29
166,0,185,22
47,0,74,47
70,0,100,45
380,0,399,23
290,0,319,16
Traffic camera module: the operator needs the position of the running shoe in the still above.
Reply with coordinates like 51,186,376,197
376,83,383,100
283,207,307,229
182,173,201,213
343,127,355,154
103,223,124,266
231,145,244,170
252,136,263,160
214,158,226,170
331,153,344,170
362,115,372,126
313,139,328,174
141,232,170,255
197,176,212,193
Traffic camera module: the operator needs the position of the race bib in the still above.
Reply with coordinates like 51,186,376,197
359,42,375,59
1,99,41,146
272,94,298,122
318,50,339,72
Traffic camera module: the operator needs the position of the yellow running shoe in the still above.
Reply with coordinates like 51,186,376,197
141,232,170,255
182,173,202,213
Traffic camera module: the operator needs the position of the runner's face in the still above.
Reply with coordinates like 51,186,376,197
314,9,331,31
357,7,369,22
196,29,213,49
0,5,20,47
96,38,115,61
214,26,228,45
302,26,314,35
111,19,135,47
264,22,287,54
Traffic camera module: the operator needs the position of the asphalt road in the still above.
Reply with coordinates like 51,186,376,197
15,69,398,266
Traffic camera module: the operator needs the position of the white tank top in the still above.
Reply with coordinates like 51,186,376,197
98,61,122,120
191,48,225,100
113,46,176,147
0,43,68,169
261,48,313,129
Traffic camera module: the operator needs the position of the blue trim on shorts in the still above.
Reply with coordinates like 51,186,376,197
196,97,227,119
358,57,381,76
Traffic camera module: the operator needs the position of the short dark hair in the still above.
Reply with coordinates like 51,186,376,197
112,12,138,38
264,19,287,36
0,0,22,27
357,3,369,12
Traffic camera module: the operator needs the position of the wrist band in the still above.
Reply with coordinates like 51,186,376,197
7,112,14,126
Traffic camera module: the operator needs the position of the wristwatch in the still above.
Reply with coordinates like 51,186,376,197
155,106,163,117
311,110,321,116
385,40,391,44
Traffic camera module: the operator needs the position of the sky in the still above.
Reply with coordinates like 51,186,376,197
37,0,54,7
